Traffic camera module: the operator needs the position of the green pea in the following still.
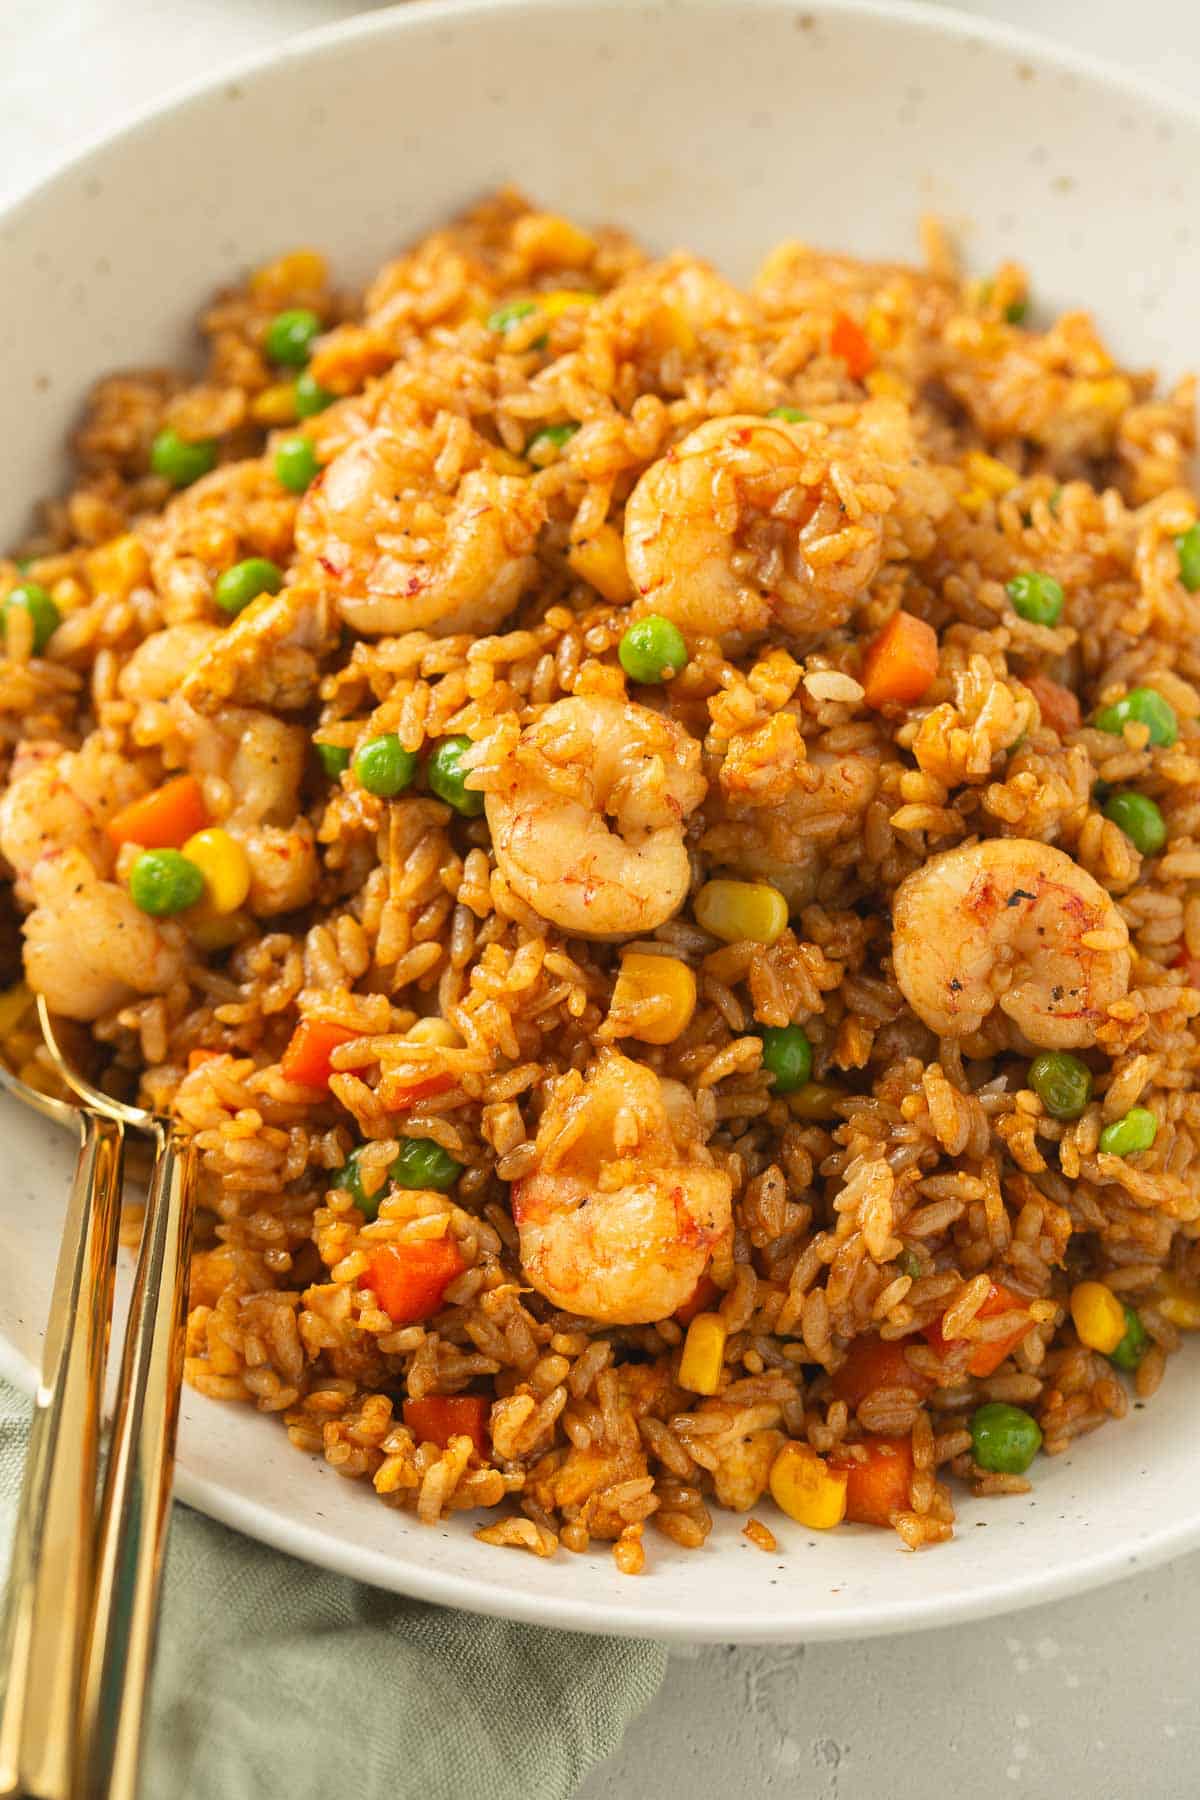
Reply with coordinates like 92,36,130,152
315,741,351,778
1109,1304,1148,1372
426,736,484,817
1103,790,1166,857
767,405,810,423
150,428,217,488
353,734,419,798
1093,687,1178,748
487,299,538,334
213,557,283,617
970,1402,1042,1474
129,849,205,917
1006,570,1064,626
1005,298,1028,325
274,436,321,494
293,371,335,418
758,1024,813,1094
526,422,579,465
3,581,61,655
896,1248,922,1280
1027,1050,1093,1121
1175,523,1200,593
618,614,689,684
391,1137,462,1192
264,308,322,367
1098,1106,1158,1158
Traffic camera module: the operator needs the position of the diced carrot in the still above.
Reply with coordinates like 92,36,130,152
830,1436,914,1526
831,1335,932,1410
1023,671,1081,738
367,1238,465,1325
402,1394,490,1457
106,774,209,850
861,610,939,709
280,1019,357,1089
675,1273,720,1326
385,1073,457,1111
831,310,875,380
923,1280,1032,1378
187,1048,222,1072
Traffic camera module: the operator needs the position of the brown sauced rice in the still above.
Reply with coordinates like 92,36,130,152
1,189,1198,1568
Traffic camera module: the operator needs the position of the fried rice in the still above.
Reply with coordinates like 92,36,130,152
1,188,1198,1566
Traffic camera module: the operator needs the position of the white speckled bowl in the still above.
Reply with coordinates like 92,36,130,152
1,0,1197,1642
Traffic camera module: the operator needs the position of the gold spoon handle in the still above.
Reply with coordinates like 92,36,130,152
0,1112,124,1800
78,1127,195,1800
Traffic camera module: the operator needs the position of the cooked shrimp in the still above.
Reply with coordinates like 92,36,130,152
295,426,546,637
700,747,880,908
511,1050,732,1325
179,585,336,715
892,837,1131,1048
623,411,893,646
117,623,222,706
23,847,188,1020
0,739,144,892
171,702,306,828
483,695,705,939
170,701,320,915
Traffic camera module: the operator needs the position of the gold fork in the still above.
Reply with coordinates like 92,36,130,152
0,1000,197,1800
0,1061,123,1800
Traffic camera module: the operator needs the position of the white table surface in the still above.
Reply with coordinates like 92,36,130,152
4,2,1199,1795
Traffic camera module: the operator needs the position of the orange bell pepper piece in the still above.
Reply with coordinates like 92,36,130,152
367,1238,465,1325
402,1394,490,1457
862,610,939,709
831,310,875,380
830,1436,914,1526
924,1280,1033,1378
280,1019,357,1089
107,774,209,849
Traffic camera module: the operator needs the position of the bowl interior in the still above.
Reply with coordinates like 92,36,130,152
0,0,1196,1640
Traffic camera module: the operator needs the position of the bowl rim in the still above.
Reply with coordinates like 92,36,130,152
4,0,1200,1642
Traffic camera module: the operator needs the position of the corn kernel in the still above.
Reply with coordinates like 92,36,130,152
610,952,697,1045
769,1442,848,1530
183,828,252,915
567,524,633,604
863,305,896,350
250,382,299,427
514,213,596,270
654,302,698,356
250,248,326,303
1069,1280,1127,1354
964,451,1018,497
1156,1272,1200,1330
959,487,989,517
86,533,149,601
678,1313,728,1395
1066,376,1132,419
864,369,911,403
407,1017,461,1048
188,910,253,953
537,288,597,321
695,879,789,946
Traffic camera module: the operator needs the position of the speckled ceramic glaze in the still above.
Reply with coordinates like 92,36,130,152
0,0,1197,1642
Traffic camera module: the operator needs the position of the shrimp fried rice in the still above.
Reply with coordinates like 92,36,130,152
2,190,1199,1566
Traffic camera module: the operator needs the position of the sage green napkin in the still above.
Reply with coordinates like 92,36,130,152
0,1379,666,1799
